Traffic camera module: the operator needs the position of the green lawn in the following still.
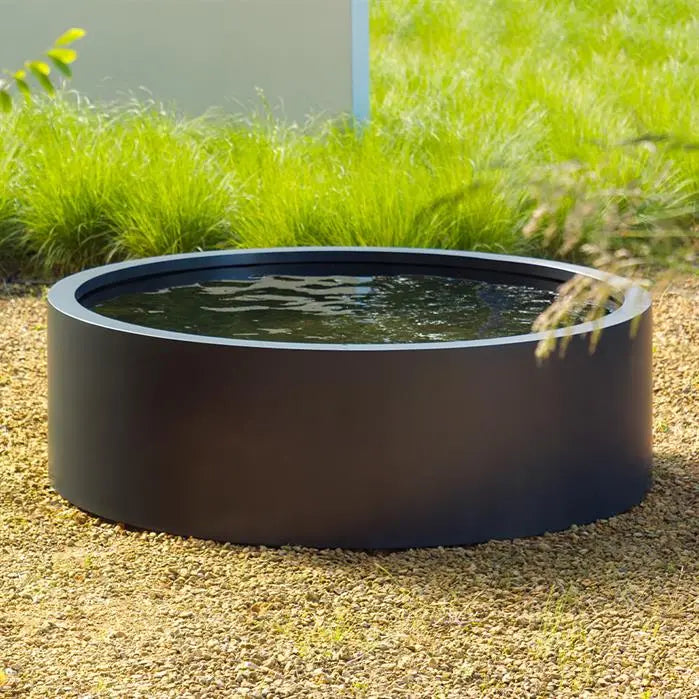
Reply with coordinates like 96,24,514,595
0,0,696,276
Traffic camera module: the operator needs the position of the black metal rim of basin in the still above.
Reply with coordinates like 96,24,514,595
47,247,653,549
49,246,650,349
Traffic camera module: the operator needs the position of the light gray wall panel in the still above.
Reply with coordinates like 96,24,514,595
0,0,369,121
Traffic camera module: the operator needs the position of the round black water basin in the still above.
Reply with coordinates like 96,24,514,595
47,247,652,548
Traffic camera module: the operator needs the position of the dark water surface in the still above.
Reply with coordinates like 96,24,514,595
91,274,580,344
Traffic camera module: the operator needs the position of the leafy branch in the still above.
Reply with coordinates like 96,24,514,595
0,27,86,112
522,160,696,359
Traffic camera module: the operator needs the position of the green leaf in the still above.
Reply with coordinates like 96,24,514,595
26,60,51,77
15,77,32,102
0,90,11,113
49,57,72,79
27,63,55,96
38,74,55,96
54,28,86,46
46,48,78,65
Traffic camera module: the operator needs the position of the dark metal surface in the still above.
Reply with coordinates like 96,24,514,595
47,248,653,548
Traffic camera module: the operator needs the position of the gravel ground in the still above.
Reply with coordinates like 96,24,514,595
1,278,697,698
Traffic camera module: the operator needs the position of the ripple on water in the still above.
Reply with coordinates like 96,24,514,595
92,274,591,343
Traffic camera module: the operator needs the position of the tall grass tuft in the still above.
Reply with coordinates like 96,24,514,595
0,135,20,274
7,102,244,274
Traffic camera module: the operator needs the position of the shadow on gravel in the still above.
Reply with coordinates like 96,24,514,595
74,449,696,596
269,450,698,594
0,281,49,299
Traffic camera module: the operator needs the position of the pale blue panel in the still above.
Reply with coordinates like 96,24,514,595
351,0,370,121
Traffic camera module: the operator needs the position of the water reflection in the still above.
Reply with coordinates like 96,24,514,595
92,274,583,344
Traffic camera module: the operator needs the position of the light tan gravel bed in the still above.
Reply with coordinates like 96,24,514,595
1,277,697,698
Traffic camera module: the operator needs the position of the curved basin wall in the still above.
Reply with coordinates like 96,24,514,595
47,248,653,548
